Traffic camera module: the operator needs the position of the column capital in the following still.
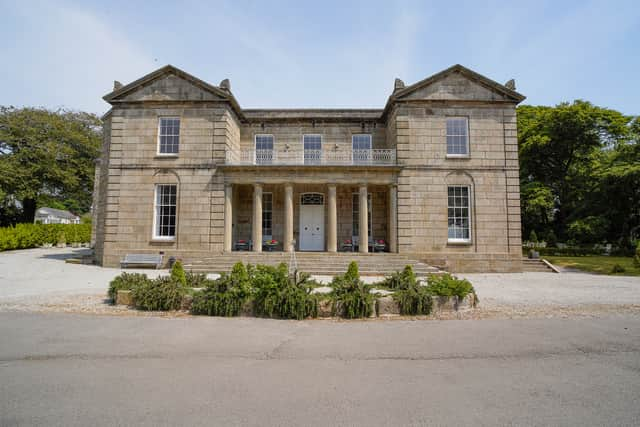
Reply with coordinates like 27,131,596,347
253,182,263,189
359,183,368,190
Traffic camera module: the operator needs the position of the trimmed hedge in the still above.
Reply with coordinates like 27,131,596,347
0,223,91,252
532,247,601,257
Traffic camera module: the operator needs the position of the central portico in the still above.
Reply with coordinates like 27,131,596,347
221,166,399,254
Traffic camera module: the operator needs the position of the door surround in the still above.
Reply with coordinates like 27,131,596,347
299,192,325,251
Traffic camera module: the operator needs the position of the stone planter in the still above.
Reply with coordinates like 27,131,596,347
376,296,400,316
431,294,476,312
113,290,476,317
115,290,134,306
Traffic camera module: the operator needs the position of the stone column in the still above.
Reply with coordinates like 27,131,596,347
359,184,368,253
389,184,398,253
327,184,337,252
252,183,262,252
284,184,294,252
223,183,233,252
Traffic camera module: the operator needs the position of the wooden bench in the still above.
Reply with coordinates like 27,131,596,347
120,254,163,269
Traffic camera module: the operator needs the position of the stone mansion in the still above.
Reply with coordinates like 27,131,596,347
92,64,525,272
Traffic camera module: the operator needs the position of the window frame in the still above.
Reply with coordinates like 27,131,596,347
447,185,472,244
254,134,275,165
445,117,470,158
302,134,323,165
157,117,181,156
152,184,178,241
352,134,372,164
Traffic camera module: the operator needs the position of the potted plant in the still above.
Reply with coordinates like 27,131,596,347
263,239,279,251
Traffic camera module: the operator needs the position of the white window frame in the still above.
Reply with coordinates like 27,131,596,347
152,184,177,240
445,117,470,157
302,134,323,165
447,185,472,244
157,117,181,156
262,192,273,239
254,134,274,164
352,134,372,164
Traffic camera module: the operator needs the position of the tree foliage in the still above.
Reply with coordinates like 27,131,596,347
0,106,101,225
518,101,639,246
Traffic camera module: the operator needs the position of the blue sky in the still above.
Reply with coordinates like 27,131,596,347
1,0,638,115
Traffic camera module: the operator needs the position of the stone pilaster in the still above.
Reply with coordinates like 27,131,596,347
252,183,262,252
223,183,233,252
389,184,398,253
359,184,368,253
327,184,337,252
284,184,293,252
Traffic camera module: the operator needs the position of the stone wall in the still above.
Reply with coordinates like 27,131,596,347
239,122,387,154
95,65,523,272
390,100,522,272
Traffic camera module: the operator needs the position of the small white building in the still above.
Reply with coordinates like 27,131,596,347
34,207,80,224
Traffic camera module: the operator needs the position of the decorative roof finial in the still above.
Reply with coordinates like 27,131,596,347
220,79,231,91
394,78,405,92
113,80,122,91
505,79,516,90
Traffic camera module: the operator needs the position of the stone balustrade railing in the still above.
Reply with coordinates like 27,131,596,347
225,149,396,166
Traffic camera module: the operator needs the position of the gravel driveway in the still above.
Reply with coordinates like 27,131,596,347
1,247,639,318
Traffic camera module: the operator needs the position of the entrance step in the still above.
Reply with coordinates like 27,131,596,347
522,258,558,273
182,252,442,276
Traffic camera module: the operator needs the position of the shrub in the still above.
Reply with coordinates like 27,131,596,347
567,216,609,245
107,272,150,301
378,265,417,290
185,271,209,288
191,262,253,317
426,273,475,300
391,267,432,315
132,276,187,311
534,247,601,257
611,264,626,274
252,263,319,320
529,230,538,243
635,242,640,268
0,223,91,252
545,230,558,248
170,260,187,286
330,261,373,318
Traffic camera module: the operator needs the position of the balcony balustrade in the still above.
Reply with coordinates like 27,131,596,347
225,148,396,166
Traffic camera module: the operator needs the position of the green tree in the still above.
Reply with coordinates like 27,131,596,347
518,101,632,242
0,107,101,225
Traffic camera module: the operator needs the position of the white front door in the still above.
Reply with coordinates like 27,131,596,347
299,194,325,251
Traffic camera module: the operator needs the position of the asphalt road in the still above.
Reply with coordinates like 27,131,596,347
1,313,639,427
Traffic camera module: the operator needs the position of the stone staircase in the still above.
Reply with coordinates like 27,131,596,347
183,252,442,276
521,258,558,273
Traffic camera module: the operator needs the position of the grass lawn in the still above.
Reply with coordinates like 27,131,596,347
545,255,640,276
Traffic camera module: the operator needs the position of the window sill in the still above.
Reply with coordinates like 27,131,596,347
445,154,470,159
155,154,179,159
447,239,472,246
150,238,176,245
